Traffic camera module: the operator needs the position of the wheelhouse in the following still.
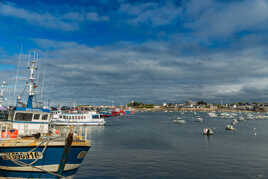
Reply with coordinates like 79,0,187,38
7,109,51,136
9,110,50,123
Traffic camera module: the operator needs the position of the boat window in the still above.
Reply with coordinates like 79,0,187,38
42,114,48,120
92,114,100,119
33,114,40,120
78,116,80,119
60,115,62,119
14,112,33,121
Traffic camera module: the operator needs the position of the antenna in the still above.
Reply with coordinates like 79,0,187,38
26,52,38,108
41,63,47,104
0,81,7,107
14,50,23,100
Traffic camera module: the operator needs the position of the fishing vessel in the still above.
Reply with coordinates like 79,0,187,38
51,109,105,126
0,53,91,178
0,123,90,178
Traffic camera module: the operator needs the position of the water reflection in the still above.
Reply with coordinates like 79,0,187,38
203,135,212,144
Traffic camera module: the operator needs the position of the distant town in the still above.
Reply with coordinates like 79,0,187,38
53,100,268,113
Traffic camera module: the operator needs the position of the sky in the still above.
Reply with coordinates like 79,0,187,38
1,0,268,106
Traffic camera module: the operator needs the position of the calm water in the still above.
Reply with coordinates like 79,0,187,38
75,112,268,179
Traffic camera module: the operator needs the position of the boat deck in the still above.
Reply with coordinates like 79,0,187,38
0,136,90,148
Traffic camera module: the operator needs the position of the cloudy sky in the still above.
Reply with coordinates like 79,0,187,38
1,0,268,106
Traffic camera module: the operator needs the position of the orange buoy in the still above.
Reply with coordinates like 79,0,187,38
8,129,18,138
1,130,8,138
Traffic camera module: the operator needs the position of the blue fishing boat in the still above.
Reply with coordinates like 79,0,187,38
0,127,90,178
0,53,91,178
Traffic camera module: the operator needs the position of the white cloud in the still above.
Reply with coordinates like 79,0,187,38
119,2,182,26
0,2,79,31
0,2,110,31
28,36,268,104
185,0,268,37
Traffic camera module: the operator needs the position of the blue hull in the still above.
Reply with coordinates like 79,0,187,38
0,168,77,178
0,145,90,178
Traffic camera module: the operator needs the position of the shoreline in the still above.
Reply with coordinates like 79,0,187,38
134,107,264,113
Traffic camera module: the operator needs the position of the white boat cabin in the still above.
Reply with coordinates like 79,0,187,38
8,109,51,136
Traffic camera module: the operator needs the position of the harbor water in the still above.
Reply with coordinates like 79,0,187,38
75,112,268,179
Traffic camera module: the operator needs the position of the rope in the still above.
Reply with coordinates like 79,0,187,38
8,158,63,178
27,137,50,165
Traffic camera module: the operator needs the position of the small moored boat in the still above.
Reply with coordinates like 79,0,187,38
202,128,214,135
195,116,203,122
225,124,235,131
173,119,186,124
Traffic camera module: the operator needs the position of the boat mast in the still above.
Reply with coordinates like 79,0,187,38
0,81,7,107
26,53,38,109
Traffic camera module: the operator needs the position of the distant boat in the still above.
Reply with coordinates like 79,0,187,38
225,124,235,131
202,128,214,135
173,118,186,124
238,116,245,121
51,110,105,126
100,111,113,118
208,112,217,118
111,108,122,116
195,116,203,122
231,119,238,125
124,108,135,115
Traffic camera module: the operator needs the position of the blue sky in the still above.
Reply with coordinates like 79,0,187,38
1,0,268,105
